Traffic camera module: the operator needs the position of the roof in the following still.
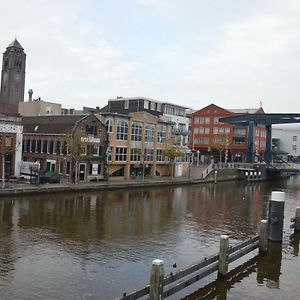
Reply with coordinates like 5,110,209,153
7,39,24,50
229,107,264,114
22,115,86,134
108,96,189,109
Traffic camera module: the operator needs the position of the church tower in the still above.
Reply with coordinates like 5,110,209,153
0,39,26,115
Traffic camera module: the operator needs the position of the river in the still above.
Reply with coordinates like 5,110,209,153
0,176,300,299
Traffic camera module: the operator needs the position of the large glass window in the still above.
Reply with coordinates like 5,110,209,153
117,120,128,140
106,119,112,133
131,122,142,141
115,147,127,161
144,149,154,161
130,149,141,161
156,149,165,161
145,124,155,142
157,125,166,143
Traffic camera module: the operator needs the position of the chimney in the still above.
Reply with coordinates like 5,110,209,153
28,89,33,101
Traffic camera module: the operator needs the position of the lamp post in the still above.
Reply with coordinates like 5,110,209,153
197,150,200,166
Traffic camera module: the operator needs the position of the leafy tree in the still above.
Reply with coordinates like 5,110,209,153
163,140,184,177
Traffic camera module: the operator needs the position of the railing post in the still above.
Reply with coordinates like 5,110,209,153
214,170,218,184
149,259,164,300
259,219,268,254
218,235,229,279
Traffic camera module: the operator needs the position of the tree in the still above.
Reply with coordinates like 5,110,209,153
61,131,87,183
163,140,184,177
0,135,19,188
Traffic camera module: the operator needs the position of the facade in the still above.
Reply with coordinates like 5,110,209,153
0,115,23,178
22,114,108,182
0,39,26,115
19,98,62,116
103,96,190,150
190,104,266,162
272,126,300,160
101,111,189,179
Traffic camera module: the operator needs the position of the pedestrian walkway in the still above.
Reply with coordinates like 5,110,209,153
0,176,195,197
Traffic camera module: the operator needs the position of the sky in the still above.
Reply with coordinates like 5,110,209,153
0,0,300,113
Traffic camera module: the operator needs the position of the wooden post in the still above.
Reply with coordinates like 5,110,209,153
295,207,300,232
149,259,164,300
218,235,229,279
259,219,268,254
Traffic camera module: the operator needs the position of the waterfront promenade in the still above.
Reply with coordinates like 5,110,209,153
0,176,195,196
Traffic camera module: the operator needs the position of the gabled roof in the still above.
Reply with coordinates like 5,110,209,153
22,115,86,134
7,38,24,50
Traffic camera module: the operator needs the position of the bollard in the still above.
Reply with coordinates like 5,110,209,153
259,219,268,254
268,191,285,242
218,235,229,278
149,259,164,300
214,170,218,184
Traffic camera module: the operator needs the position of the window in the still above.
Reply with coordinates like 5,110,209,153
42,140,47,153
214,117,219,124
199,137,209,144
150,101,156,110
204,128,210,134
213,127,218,134
106,119,112,133
205,117,210,124
293,136,297,142
131,122,142,141
117,120,128,140
55,141,61,154
124,100,129,109
219,127,224,134
194,117,200,124
36,140,41,153
107,146,112,161
115,147,127,161
66,161,70,175
144,149,154,161
85,123,97,135
156,149,165,161
199,127,205,134
59,160,64,174
157,125,166,143
31,140,36,152
144,100,149,109
87,145,99,156
234,128,246,136
292,145,297,151
145,124,154,142
157,103,162,112
131,149,141,161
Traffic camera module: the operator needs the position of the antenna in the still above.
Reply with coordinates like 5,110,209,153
259,100,263,108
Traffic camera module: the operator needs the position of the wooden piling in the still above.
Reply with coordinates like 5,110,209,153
259,219,268,254
218,235,229,279
149,259,164,300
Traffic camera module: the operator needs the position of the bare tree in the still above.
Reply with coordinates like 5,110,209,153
163,139,184,177
0,135,20,188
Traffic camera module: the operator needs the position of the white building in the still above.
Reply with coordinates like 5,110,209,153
272,125,300,159
0,115,23,177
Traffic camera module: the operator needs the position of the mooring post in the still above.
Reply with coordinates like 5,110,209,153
149,259,164,300
268,191,285,242
218,235,229,279
259,219,268,254
214,170,218,184
294,207,300,232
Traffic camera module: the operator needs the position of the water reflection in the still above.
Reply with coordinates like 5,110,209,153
0,178,299,299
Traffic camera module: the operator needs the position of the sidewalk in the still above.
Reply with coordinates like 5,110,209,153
0,176,196,196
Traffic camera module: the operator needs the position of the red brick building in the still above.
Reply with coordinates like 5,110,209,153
190,104,266,162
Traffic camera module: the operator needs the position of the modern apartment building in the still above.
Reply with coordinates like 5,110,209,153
190,104,266,162
100,111,189,179
102,97,190,150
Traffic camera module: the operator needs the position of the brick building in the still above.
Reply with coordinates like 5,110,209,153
22,113,108,182
190,104,266,162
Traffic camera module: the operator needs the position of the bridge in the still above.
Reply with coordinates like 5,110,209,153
220,113,300,164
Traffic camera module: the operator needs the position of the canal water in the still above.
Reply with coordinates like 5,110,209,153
0,177,300,300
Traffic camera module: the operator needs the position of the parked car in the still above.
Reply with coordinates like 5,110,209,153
38,171,60,184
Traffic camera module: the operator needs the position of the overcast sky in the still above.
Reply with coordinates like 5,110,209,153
1,0,300,112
